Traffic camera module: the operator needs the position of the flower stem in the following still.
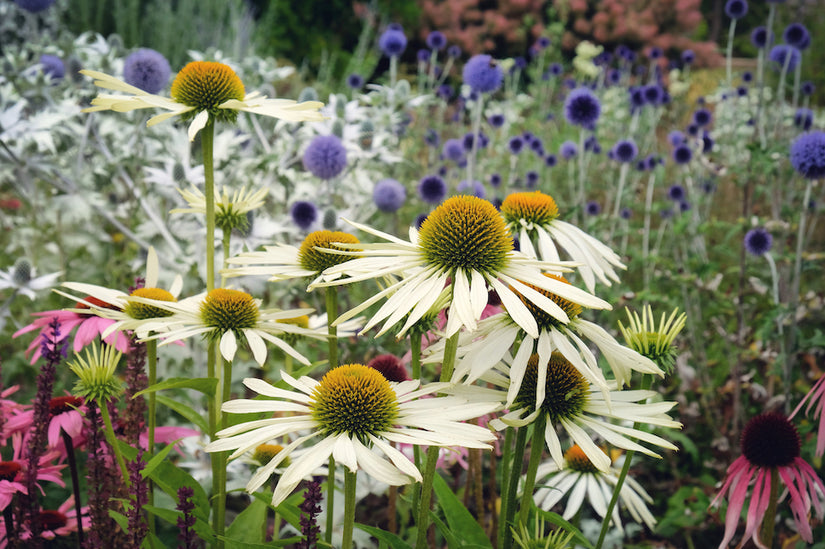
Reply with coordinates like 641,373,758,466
342,469,357,549
759,468,780,547
60,428,84,547
498,426,515,547
203,118,216,292
501,425,528,549
99,401,129,485
517,413,547,526
414,331,460,549
325,286,339,544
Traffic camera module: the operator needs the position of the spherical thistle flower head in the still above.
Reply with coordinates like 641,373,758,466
205,368,498,507
373,178,406,213
488,113,505,128
790,131,825,179
417,49,431,63
14,0,55,12
525,171,540,189
611,139,638,163
586,201,601,216
378,27,407,57
667,130,685,147
508,136,525,155
672,144,693,165
69,343,123,404
667,184,686,202
793,108,813,131
123,48,171,94
744,227,772,256
750,26,771,49
456,179,486,199
290,201,318,230
490,173,502,187
643,84,663,105
681,49,695,64
783,23,810,50
545,154,558,167
302,135,347,180
712,413,825,547
692,108,712,127
647,46,663,60
418,174,448,204
39,54,65,81
620,207,632,220
426,30,447,50
559,141,578,160
346,74,364,89
447,44,462,59
462,54,503,94
367,354,410,382
564,87,601,128
801,81,815,96
724,0,748,20
742,71,753,83
769,45,801,72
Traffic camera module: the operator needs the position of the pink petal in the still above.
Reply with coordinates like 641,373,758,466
779,465,813,542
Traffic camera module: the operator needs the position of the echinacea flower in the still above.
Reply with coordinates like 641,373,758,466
0,443,65,511
136,288,324,365
204,364,498,506
711,413,825,548
81,61,324,141
500,191,625,292
489,352,680,472
618,306,686,375
314,195,611,338
534,445,656,532
791,375,825,457
171,185,267,233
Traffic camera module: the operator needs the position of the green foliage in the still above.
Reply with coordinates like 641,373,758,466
431,473,492,548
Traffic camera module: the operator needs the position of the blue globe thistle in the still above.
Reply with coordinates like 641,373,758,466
584,135,600,152
646,155,661,170
462,54,503,94
373,179,406,213
667,184,686,201
668,130,685,147
629,87,646,110
611,139,638,163
463,131,488,151
744,228,773,256
447,45,462,58
418,175,447,204
693,108,712,127
545,154,557,167
585,201,601,216
737,86,748,97
14,0,54,12
681,50,695,64
442,138,465,163
742,71,753,83
457,179,486,198
750,27,772,49
537,37,551,49
424,129,440,147
438,166,448,177
560,141,578,160
378,27,407,57
801,81,815,96
607,69,622,85
724,0,748,19
302,135,348,180
620,207,632,219
783,23,810,50
790,131,825,179
769,45,801,72
508,136,525,155
415,213,428,229
487,113,505,128
437,84,453,101
672,144,693,165
514,57,528,71
39,54,64,81
417,49,431,63
686,123,700,137
679,200,692,213
529,137,544,155
702,133,715,153
525,171,539,188
488,173,501,188
564,87,601,128
647,46,663,60
123,48,171,94
548,63,563,76
426,30,447,50
290,201,318,230
346,74,364,89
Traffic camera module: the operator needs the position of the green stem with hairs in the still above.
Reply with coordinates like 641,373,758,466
221,230,231,288
517,413,547,526
498,426,515,545
410,330,423,512
501,425,528,549
146,339,157,539
414,331,460,549
595,374,652,549
759,468,780,548
99,401,129,485
341,469,357,549
325,286,340,544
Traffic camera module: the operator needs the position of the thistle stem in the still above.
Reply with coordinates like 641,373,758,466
342,469,357,549
60,429,84,547
517,413,547,526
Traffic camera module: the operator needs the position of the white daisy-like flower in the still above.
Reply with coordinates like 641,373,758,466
222,230,361,286
205,364,499,507
56,247,183,334
500,191,625,293
0,259,61,300
426,274,662,407
171,185,268,234
487,352,680,473
534,445,656,533
81,61,324,141
313,195,611,338
133,288,325,366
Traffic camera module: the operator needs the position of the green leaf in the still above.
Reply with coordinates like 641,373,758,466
355,523,413,549
535,509,594,549
215,535,301,547
431,513,461,548
144,505,215,543
134,376,218,398
432,473,492,548
156,393,209,433
249,489,303,530
226,497,268,543
145,460,210,524
141,439,185,479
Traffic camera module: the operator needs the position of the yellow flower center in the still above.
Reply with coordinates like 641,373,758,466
123,287,177,320
200,288,260,335
500,191,559,227
170,61,245,123
515,353,589,419
418,195,512,274
514,274,582,331
298,230,361,274
309,364,399,442
564,445,601,473
253,443,287,466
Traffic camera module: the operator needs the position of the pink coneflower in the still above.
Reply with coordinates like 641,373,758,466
0,447,65,512
13,301,128,364
791,374,825,457
9,495,91,542
711,413,825,548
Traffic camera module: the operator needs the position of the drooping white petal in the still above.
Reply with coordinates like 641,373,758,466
243,328,268,365
187,110,210,141
219,330,238,362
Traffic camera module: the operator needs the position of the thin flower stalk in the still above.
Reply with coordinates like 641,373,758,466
501,425,529,549
342,469,357,549
325,286,339,545
60,428,84,546
518,412,548,526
